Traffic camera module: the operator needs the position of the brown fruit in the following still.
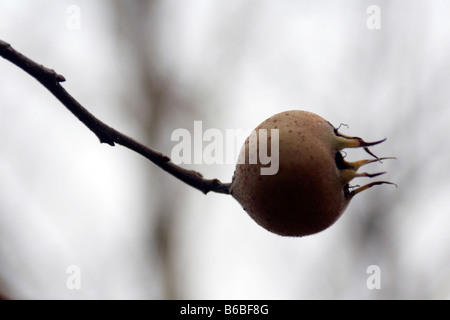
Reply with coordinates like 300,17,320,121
230,110,395,237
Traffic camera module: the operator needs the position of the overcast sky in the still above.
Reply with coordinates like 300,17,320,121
1,0,450,299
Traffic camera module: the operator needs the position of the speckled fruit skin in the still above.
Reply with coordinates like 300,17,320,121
231,110,353,237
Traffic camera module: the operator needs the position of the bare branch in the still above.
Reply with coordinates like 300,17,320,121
0,39,231,195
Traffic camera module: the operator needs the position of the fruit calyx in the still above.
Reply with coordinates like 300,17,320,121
331,124,397,199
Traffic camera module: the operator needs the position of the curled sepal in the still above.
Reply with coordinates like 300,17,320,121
341,169,387,185
344,157,397,171
348,181,398,198
334,132,387,160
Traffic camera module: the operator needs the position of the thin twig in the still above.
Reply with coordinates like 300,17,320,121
0,39,231,195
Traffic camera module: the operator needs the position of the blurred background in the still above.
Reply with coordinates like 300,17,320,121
0,0,449,299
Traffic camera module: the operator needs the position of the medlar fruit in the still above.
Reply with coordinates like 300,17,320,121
231,110,395,237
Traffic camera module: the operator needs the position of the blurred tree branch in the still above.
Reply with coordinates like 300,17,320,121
0,39,231,195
